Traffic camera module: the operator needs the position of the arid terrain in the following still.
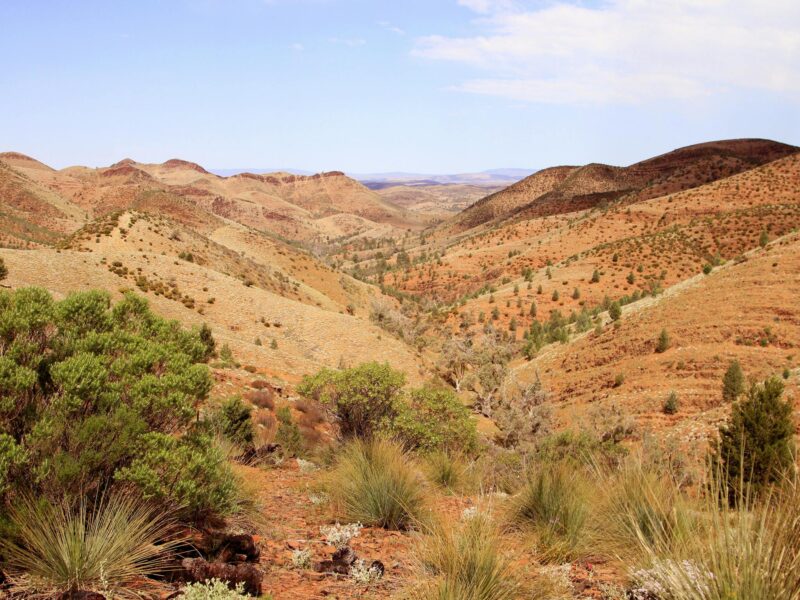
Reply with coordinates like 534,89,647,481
1,138,799,600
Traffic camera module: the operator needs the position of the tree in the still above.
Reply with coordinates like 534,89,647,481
529,301,537,318
590,269,600,283
494,372,552,451
713,377,795,504
572,287,580,300
551,290,560,302
722,360,746,402
759,230,769,248
655,328,671,353
297,362,405,439
0,257,7,281
609,301,622,321
662,391,679,415
0,288,228,520
438,338,474,392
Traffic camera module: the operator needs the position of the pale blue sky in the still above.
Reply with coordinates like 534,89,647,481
1,0,798,173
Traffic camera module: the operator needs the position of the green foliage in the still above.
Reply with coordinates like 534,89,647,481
328,437,426,530
0,493,181,598
390,386,477,455
713,377,795,504
298,362,405,439
0,288,231,520
759,229,769,248
655,328,671,353
609,301,622,321
213,397,254,448
424,452,471,493
663,391,679,415
274,406,303,458
508,463,590,561
722,360,746,402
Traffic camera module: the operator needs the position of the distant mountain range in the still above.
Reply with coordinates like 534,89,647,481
210,168,536,188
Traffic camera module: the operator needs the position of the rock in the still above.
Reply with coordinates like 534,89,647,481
180,557,263,596
313,546,358,575
191,530,260,562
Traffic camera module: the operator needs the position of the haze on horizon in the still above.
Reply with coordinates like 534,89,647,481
1,0,799,173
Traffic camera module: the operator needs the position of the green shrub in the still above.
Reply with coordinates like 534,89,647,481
713,377,795,504
0,493,181,598
0,289,230,519
655,329,671,353
609,301,622,321
508,463,590,561
722,360,746,402
389,386,477,455
298,362,405,439
213,397,254,448
178,578,253,599
328,437,426,530
663,391,679,415
274,406,303,458
424,452,472,493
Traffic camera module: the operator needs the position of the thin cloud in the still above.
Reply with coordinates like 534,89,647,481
378,20,405,35
415,0,800,104
329,37,367,47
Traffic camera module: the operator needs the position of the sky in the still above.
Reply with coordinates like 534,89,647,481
1,0,799,173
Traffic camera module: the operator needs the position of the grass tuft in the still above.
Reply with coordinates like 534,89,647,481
0,493,181,598
328,437,428,530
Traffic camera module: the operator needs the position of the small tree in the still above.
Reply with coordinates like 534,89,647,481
662,391,679,415
0,257,7,281
529,301,537,318
655,328,671,353
551,290,560,302
759,230,769,248
609,301,622,321
713,377,795,504
590,269,600,284
297,362,405,439
722,360,746,402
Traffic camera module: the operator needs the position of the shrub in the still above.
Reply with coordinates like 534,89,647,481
722,360,746,402
508,463,590,561
591,269,600,283
0,493,181,598
663,391,679,415
609,301,622,321
213,397,254,448
178,578,251,599
414,512,519,600
274,406,303,458
298,363,405,439
0,257,7,281
712,377,795,504
0,289,230,518
655,328,671,353
327,437,426,530
389,386,477,455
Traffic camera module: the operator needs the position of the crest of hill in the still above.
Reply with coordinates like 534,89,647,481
448,138,799,233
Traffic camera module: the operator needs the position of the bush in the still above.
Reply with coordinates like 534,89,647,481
713,377,795,504
655,328,671,353
178,578,252,600
298,362,405,439
663,391,679,415
328,437,426,530
508,463,590,561
0,289,231,519
424,451,471,493
722,360,746,402
389,386,477,455
0,493,181,598
213,397,254,448
274,406,303,458
609,301,622,321
0,257,7,281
